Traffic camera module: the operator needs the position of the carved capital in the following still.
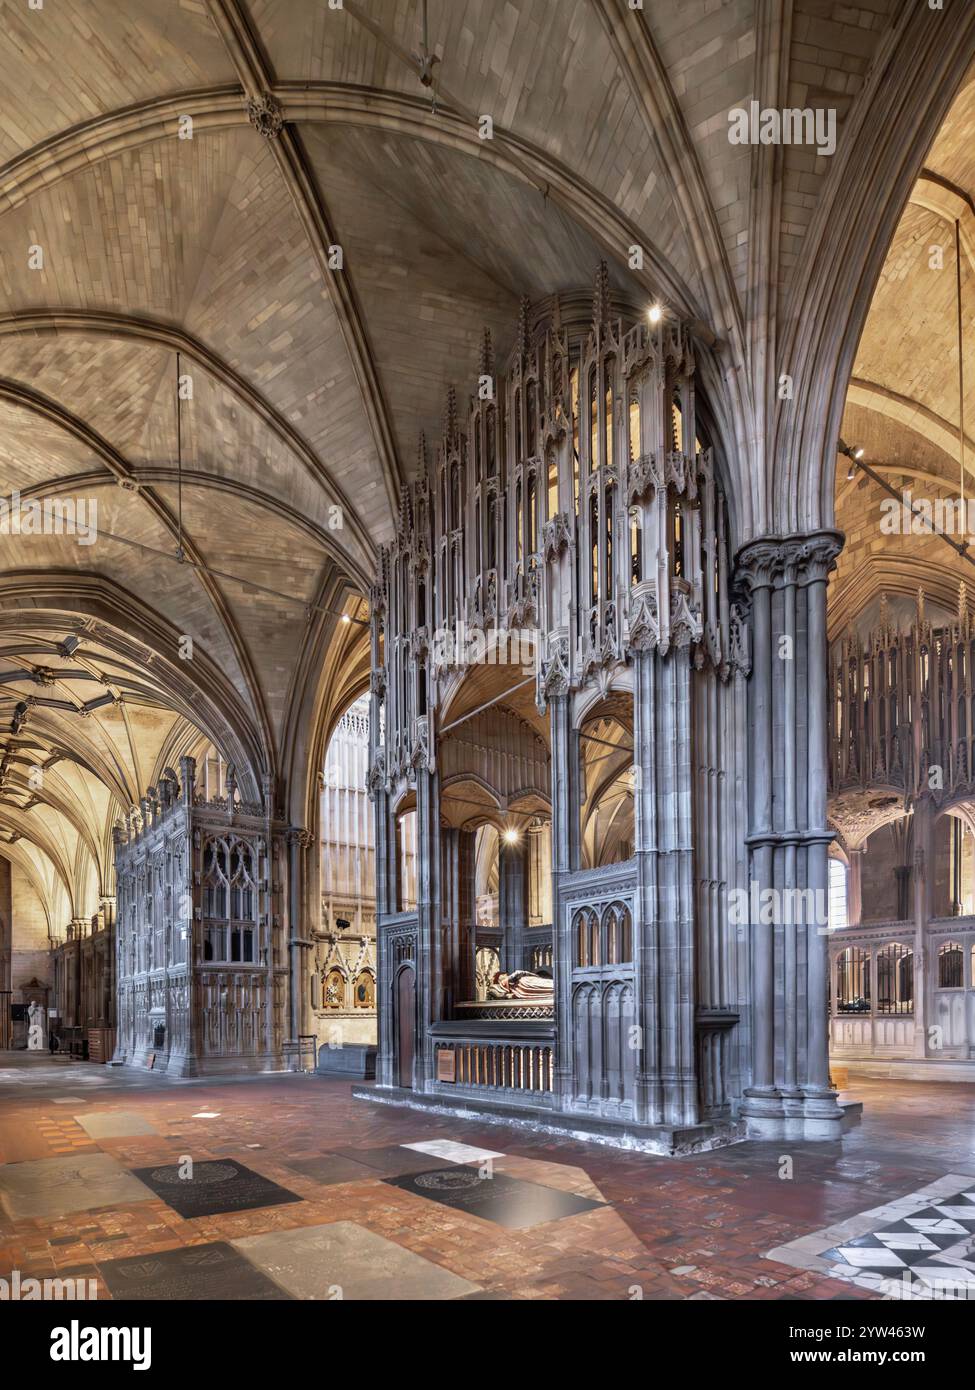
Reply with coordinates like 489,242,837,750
735,530,843,591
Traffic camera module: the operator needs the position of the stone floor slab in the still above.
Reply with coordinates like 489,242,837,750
284,1154,383,1186
402,1139,505,1164
132,1159,302,1218
232,1221,480,1300
385,1167,606,1228
98,1241,291,1300
333,1144,456,1177
76,1111,159,1139
0,1153,155,1220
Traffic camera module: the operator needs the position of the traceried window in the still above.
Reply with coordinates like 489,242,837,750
589,367,598,471
570,364,580,506
938,940,964,989
604,359,614,470
828,858,848,930
604,902,632,965
202,835,259,964
573,911,598,967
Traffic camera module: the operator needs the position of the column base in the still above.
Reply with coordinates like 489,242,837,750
740,1086,785,1137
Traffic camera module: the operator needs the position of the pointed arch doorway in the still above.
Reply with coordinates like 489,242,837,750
395,965,416,1090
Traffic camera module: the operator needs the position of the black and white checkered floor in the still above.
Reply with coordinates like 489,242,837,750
767,1174,975,1299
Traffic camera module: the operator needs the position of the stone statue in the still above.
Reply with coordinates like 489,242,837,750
487,970,554,1000
27,1001,46,1051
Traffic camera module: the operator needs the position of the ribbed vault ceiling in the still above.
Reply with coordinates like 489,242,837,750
0,0,972,934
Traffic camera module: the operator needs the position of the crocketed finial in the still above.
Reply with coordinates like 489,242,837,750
444,385,458,443
592,260,611,326
517,295,531,356
478,327,494,377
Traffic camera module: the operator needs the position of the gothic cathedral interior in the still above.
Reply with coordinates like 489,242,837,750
1,0,975,1333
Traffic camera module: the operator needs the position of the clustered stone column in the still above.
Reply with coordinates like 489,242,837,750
631,643,699,1128
548,688,579,1111
736,532,845,1139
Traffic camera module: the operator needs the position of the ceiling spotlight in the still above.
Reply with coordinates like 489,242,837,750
341,613,351,624
852,446,864,460
846,460,856,482
648,305,662,325
503,826,520,844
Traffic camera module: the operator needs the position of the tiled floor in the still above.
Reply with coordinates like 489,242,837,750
768,1174,975,1299
1,1053,973,1300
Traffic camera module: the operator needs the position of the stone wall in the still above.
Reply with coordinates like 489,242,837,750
10,865,51,994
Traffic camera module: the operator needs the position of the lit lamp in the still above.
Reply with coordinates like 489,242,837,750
840,440,864,482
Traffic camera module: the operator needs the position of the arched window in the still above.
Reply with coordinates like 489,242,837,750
486,406,496,477
938,940,964,989
603,902,632,965
604,359,615,470
589,492,599,603
202,835,258,963
574,908,600,967
570,365,580,505
546,447,558,519
836,947,870,1012
514,387,523,460
487,496,497,570
828,858,848,930
604,484,615,592
589,367,598,470
629,393,640,462
527,381,537,454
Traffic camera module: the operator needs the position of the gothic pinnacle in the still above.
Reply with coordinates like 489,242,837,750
592,260,611,326
517,295,531,355
479,328,494,377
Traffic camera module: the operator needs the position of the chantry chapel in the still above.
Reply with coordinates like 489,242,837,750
1,0,975,1169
